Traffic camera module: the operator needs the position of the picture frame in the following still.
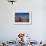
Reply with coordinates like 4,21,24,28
13,11,32,25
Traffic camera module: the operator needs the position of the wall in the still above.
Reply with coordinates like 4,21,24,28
0,0,46,42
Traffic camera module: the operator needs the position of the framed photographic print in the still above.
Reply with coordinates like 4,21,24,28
13,11,32,25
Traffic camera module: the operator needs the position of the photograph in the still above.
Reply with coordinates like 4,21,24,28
15,13,29,22
14,12,32,25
